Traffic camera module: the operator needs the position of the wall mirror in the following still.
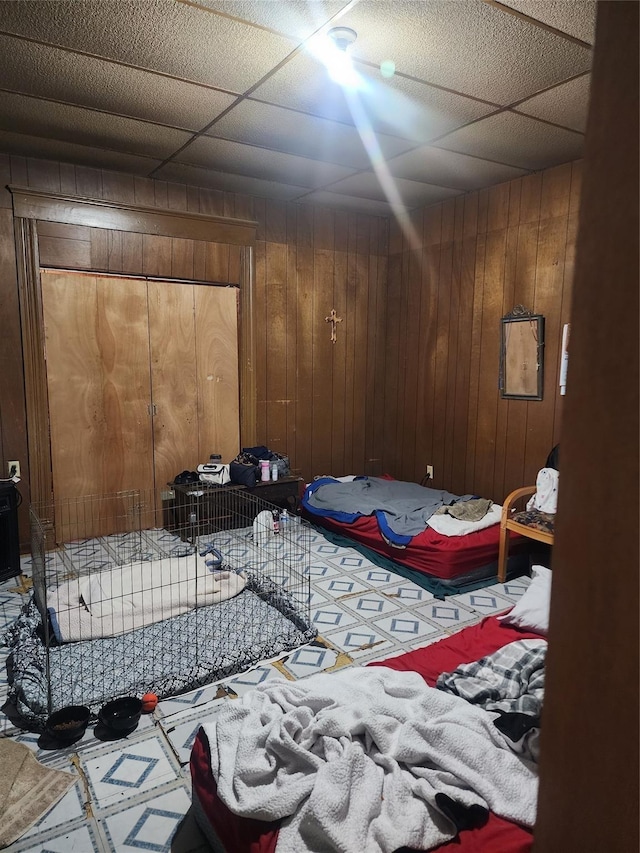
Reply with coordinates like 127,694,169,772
499,306,545,400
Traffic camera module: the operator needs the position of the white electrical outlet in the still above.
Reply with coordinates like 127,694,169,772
8,460,20,479
426,465,434,480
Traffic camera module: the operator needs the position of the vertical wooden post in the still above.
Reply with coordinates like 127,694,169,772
534,3,639,851
14,217,53,510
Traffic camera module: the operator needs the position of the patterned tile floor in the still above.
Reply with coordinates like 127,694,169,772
0,524,531,853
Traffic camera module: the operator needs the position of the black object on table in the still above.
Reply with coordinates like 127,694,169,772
0,481,20,582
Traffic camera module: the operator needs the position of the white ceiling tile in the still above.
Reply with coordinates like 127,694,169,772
197,1,345,40
0,129,161,173
155,161,309,201
252,54,497,142
0,0,591,207
330,0,592,104
514,74,591,133
0,0,296,92
327,171,462,208
0,91,192,159
348,72,498,142
0,34,237,131
499,0,597,44
387,146,528,190
208,99,413,169
298,190,395,216
175,135,356,188
249,52,362,125
435,111,584,171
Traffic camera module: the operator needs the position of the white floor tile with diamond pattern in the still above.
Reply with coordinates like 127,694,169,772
0,527,530,852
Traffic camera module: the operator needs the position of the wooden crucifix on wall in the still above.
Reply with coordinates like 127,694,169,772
324,309,343,343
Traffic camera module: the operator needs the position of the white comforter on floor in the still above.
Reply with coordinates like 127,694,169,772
48,555,246,642
202,667,538,853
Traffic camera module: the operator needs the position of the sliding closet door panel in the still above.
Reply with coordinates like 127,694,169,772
96,276,155,492
41,271,154,537
147,280,199,494
194,285,240,463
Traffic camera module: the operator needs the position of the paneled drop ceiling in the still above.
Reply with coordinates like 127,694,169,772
0,0,595,215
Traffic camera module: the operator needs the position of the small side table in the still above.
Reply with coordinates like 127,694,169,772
169,483,246,538
168,477,305,541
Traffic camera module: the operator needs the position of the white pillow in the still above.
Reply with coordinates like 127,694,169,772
499,565,552,634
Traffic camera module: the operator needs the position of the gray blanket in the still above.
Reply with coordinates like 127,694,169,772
203,667,538,853
306,477,471,540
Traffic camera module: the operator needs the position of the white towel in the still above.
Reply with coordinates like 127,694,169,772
49,554,246,642
203,667,538,853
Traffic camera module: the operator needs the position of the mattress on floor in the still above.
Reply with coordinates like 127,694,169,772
190,615,543,853
306,510,526,581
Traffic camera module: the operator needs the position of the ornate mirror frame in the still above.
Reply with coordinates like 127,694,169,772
499,305,545,401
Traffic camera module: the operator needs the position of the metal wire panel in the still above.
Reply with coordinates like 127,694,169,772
26,488,313,716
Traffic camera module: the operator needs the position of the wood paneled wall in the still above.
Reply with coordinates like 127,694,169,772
252,201,388,480
385,162,582,503
0,155,388,545
37,221,241,284
0,152,580,546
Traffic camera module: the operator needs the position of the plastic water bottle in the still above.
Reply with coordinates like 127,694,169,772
280,509,289,529
271,463,279,481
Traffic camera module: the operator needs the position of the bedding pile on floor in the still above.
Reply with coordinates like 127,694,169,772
304,477,473,545
202,666,538,853
3,573,317,725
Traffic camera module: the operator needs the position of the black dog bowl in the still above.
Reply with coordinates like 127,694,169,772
46,705,91,744
98,697,143,736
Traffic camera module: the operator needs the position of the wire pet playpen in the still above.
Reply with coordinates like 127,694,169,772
5,488,316,726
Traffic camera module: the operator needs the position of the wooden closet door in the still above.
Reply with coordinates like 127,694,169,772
194,284,240,464
147,280,199,495
147,281,240,493
41,271,154,537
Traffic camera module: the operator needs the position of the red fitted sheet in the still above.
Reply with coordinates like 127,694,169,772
306,509,524,580
190,615,541,853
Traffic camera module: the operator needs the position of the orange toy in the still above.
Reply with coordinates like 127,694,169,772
141,692,158,713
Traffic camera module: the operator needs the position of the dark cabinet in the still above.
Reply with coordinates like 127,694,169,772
0,482,20,581
169,477,304,540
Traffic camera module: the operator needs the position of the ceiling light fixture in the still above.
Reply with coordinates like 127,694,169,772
327,26,357,52
324,26,360,88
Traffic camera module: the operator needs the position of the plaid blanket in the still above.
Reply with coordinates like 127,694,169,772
436,639,546,716
436,639,547,763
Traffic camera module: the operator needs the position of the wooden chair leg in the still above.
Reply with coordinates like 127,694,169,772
497,523,509,583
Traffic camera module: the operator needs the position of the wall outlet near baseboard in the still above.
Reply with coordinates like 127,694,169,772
8,461,20,479
426,465,434,480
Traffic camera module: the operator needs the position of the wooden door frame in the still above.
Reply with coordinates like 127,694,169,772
10,186,258,506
